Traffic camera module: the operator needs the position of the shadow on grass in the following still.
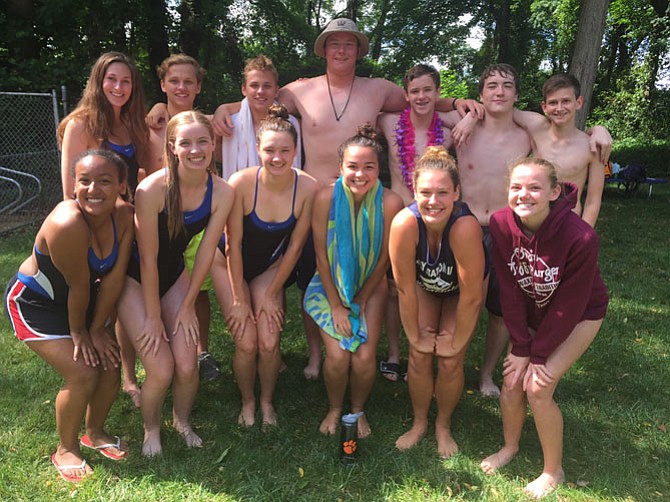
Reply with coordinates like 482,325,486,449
1,313,667,500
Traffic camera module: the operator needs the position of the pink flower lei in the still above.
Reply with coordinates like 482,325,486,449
394,107,445,193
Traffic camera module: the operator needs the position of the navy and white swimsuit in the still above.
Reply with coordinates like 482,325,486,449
241,168,298,282
127,172,213,297
5,217,119,341
411,200,487,297
103,140,139,196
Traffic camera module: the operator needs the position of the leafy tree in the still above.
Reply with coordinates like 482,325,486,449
357,0,478,80
1,0,668,144
588,0,670,140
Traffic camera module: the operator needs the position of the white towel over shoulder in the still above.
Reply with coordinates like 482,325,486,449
220,97,302,181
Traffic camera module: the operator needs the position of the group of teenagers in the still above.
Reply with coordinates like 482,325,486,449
4,17,610,499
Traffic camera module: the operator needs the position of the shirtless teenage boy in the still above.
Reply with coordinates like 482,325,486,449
377,64,463,381
512,73,606,227
378,64,456,206
212,19,481,380
220,55,302,180
455,64,532,398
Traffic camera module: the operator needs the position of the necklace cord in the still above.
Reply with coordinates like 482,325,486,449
326,74,355,122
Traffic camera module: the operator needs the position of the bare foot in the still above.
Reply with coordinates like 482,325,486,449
174,422,203,448
480,445,519,474
124,384,141,408
319,408,341,435
261,402,277,429
142,429,162,457
395,422,427,450
525,471,565,499
435,424,459,459
52,448,93,482
238,402,255,428
303,358,320,380
478,377,501,398
356,413,371,438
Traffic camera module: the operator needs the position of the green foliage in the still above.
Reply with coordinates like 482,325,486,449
589,64,670,143
587,0,669,146
361,0,478,81
528,0,578,70
1,0,669,140
611,138,670,177
439,69,470,99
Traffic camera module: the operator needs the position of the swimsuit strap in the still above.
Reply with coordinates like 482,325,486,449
289,169,298,218
182,172,213,223
249,168,298,224
251,167,261,212
111,214,117,241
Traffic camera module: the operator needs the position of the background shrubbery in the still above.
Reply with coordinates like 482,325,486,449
611,139,670,177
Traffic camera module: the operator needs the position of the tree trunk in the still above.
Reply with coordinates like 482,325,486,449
602,23,623,91
369,0,391,62
568,0,610,129
494,0,511,63
8,0,40,60
143,0,171,98
345,0,359,21
646,1,670,96
178,0,204,58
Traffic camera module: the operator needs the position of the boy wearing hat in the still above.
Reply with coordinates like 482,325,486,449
210,18,481,381
214,18,481,186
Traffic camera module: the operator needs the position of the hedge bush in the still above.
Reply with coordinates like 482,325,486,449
611,139,670,177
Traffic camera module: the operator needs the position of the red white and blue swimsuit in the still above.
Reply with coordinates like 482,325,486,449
5,217,119,341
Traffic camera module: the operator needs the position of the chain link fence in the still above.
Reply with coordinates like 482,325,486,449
0,91,63,234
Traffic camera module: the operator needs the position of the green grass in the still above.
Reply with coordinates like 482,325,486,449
1,184,669,501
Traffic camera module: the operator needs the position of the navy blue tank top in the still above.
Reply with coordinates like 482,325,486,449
411,200,477,297
242,168,298,281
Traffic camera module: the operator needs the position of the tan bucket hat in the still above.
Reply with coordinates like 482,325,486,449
314,18,369,60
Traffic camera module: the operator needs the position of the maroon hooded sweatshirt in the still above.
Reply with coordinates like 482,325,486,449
489,182,608,365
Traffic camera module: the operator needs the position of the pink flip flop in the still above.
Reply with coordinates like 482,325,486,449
80,434,129,461
51,453,90,483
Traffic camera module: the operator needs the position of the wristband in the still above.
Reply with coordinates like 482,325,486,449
451,97,458,110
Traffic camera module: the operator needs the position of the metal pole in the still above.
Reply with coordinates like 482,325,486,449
51,89,60,130
61,85,68,117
